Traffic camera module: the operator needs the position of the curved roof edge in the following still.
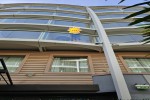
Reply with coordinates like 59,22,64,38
0,3,85,7
0,3,137,8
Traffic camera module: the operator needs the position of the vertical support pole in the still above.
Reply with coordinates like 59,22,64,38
86,7,131,99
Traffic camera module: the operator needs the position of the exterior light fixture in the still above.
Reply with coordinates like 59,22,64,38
135,84,150,90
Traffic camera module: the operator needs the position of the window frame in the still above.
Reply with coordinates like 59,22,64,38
118,53,150,74
45,54,94,74
0,53,29,73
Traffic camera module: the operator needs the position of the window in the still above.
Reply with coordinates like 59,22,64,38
0,56,24,72
124,58,150,73
51,57,89,72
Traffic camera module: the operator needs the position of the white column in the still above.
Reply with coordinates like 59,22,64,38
86,7,131,99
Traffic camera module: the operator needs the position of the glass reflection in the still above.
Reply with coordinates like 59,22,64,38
43,32,91,43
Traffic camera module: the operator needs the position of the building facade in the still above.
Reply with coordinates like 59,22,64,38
0,3,150,100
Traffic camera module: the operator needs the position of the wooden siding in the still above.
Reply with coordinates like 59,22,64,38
0,51,149,85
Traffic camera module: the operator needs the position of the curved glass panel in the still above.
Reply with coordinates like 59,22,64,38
94,8,121,12
102,22,130,28
131,34,144,42
51,20,89,28
59,7,85,12
94,34,144,43
0,18,49,24
99,14,128,19
27,6,57,9
123,8,142,12
108,34,144,43
4,6,27,9
0,31,41,39
18,11,53,15
43,32,91,43
135,14,148,18
0,12,17,15
4,6,57,10
56,12,87,18
0,11,54,15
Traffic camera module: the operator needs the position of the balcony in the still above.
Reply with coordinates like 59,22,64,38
0,30,102,51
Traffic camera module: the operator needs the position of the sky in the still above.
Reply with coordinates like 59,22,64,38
0,0,147,6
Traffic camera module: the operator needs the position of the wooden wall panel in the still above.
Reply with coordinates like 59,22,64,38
0,51,149,85
90,53,109,74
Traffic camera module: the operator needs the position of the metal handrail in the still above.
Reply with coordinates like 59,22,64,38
0,58,13,85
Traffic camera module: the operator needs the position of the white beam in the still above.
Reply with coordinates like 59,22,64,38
86,7,131,99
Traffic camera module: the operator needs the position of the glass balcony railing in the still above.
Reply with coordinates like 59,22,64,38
58,7,85,12
0,18,92,28
95,34,144,44
93,8,122,12
27,6,57,9
98,14,128,19
108,34,144,43
0,11,87,19
102,22,130,28
102,22,149,28
0,11,54,15
122,8,142,12
0,30,144,44
0,31,41,39
43,32,92,43
0,30,95,44
0,12,16,15
50,20,90,28
3,6,57,10
56,12,87,19
0,18,49,24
